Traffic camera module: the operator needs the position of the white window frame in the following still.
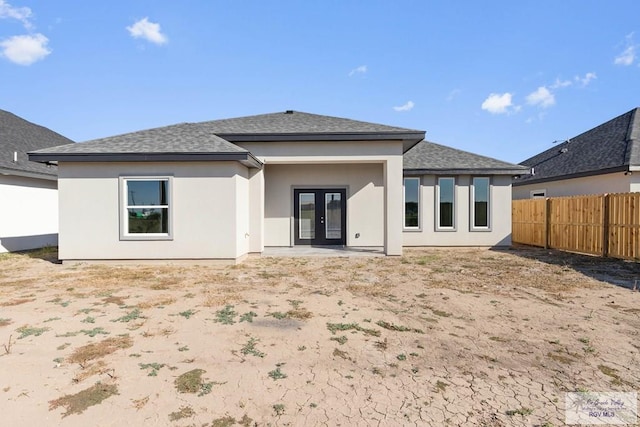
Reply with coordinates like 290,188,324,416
530,189,546,199
470,177,491,231
403,177,421,230
436,177,456,231
119,176,173,241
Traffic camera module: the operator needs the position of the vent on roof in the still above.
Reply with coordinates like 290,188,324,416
12,151,17,163
284,110,294,114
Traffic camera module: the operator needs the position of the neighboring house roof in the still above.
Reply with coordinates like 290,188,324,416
515,107,640,186
29,111,426,167
403,140,528,175
0,109,74,179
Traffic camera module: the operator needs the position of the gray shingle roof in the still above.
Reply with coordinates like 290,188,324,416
515,107,640,186
0,109,74,178
403,140,528,175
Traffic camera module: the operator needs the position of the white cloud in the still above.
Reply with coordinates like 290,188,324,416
446,88,461,101
575,72,596,87
526,86,555,108
481,93,514,114
127,17,168,45
550,78,572,89
614,33,636,66
0,33,50,65
0,0,33,30
348,65,367,76
393,101,414,112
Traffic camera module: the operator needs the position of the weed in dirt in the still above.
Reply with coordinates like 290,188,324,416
376,320,424,334
53,357,64,364
397,354,407,361
3,335,14,354
298,345,307,351
178,309,196,319
598,365,625,386
489,336,509,343
81,328,109,337
547,351,575,365
67,336,133,363
268,366,287,380
269,311,287,319
81,317,95,324
175,369,209,394
129,353,141,358
239,311,257,323
211,416,235,427
333,348,349,359
43,317,60,323
131,396,149,410
330,335,348,345
139,363,165,376
178,346,189,352
505,407,533,416
0,298,35,307
240,337,265,358
168,405,195,421
57,343,71,351
375,338,388,350
213,305,237,325
49,382,118,418
326,322,380,337
238,414,254,426
0,318,11,327
273,404,285,416
111,309,142,323
16,325,49,339
435,380,448,392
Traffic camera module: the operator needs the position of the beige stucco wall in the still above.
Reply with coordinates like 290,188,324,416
403,175,513,247
57,162,249,260
237,140,404,254
512,172,634,199
0,174,58,252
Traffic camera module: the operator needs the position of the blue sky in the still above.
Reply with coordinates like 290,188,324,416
1,1,639,163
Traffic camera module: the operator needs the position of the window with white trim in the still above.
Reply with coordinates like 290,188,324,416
471,177,490,230
403,177,420,229
437,177,455,230
121,177,171,239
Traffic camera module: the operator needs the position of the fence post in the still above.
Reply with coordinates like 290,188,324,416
602,193,609,258
544,197,550,249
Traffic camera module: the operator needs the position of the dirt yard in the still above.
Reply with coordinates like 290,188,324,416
0,246,639,426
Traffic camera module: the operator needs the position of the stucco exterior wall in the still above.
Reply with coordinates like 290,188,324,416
0,174,58,252
262,163,384,247
57,162,249,260
403,175,513,247
512,172,633,199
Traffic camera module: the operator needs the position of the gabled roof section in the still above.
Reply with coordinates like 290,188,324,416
29,123,262,169
0,109,74,179
515,107,640,186
403,140,528,175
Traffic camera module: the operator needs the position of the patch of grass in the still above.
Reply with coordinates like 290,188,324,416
239,311,257,323
435,380,448,392
333,348,349,359
49,383,118,418
330,335,348,345
80,328,109,337
178,309,196,319
67,336,133,363
213,305,237,325
0,298,35,307
238,414,254,426
57,343,71,351
376,320,424,334
326,322,380,337
547,351,575,365
211,416,235,427
268,366,287,380
272,403,285,416
0,318,11,327
139,363,165,376
43,317,61,323
168,405,195,421
489,336,509,343
81,316,95,324
16,325,49,339
598,365,625,385
175,369,207,394
111,309,142,323
269,311,287,319
505,407,533,416
240,337,265,358
178,346,189,352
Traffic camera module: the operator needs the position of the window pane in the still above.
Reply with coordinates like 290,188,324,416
325,193,342,239
473,178,489,228
299,193,315,239
439,178,454,228
128,208,169,233
127,180,168,206
404,178,419,228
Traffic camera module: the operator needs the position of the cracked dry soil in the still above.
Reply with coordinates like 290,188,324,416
0,246,639,426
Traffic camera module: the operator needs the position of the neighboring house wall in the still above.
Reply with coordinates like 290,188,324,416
57,162,250,261
0,175,58,253
263,163,384,247
403,175,513,246
512,172,634,199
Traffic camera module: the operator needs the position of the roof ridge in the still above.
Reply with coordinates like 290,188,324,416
624,107,640,167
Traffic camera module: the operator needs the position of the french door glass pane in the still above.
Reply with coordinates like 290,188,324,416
325,193,342,239
299,193,315,239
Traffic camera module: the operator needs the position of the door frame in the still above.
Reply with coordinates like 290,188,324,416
293,187,347,246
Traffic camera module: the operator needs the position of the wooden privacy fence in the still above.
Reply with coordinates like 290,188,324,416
512,193,640,260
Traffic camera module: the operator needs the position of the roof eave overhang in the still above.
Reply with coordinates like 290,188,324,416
28,152,264,169
404,168,529,176
0,165,57,181
512,165,628,187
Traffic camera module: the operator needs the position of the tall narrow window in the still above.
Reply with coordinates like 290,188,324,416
472,177,490,229
437,177,455,229
404,177,420,229
121,177,171,239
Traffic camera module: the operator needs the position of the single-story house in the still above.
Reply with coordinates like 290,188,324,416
0,109,74,253
29,111,525,263
513,107,640,199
